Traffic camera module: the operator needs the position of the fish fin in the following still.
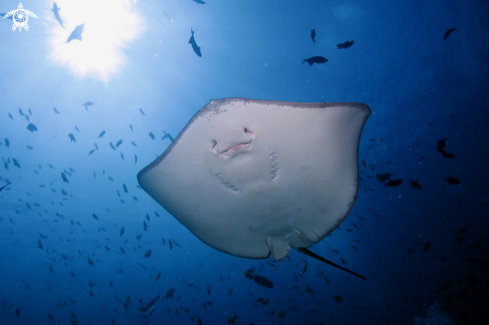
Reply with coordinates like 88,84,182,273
295,247,366,280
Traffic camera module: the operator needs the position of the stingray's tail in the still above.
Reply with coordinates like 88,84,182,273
296,247,366,280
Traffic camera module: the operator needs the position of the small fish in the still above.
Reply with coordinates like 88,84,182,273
115,139,123,148
334,295,343,302
305,284,314,294
4,138,9,148
155,271,161,280
26,123,38,132
120,153,124,160
134,155,138,164
144,249,152,258
53,107,60,114
445,176,461,185
130,124,133,132
8,113,13,120
458,226,469,234
51,2,64,29
423,242,431,253
75,126,79,132
384,179,403,187
302,56,328,66
161,131,174,142
193,0,206,4
19,108,25,116
28,109,32,115
67,24,85,43
88,257,95,265
409,178,422,189
337,40,354,49
440,150,455,158
437,137,447,152
149,132,155,140
227,313,238,324
68,133,76,142
188,28,202,57
376,173,391,182
109,142,116,150
98,131,106,138
310,29,317,43
443,28,459,41
82,101,93,111
131,141,137,147
95,143,98,150
120,227,125,237
12,158,21,168
92,213,99,220
38,239,44,249
139,108,145,116
88,149,95,156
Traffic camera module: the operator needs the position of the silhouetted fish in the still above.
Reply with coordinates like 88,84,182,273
51,2,64,29
310,29,316,43
189,29,202,57
376,173,391,182
139,108,145,116
302,56,328,66
26,123,38,132
68,133,76,142
82,101,93,111
445,176,460,185
384,179,403,187
67,24,84,43
437,137,446,152
193,0,205,4
337,40,354,49
53,107,60,114
440,150,455,158
443,28,459,41
409,179,422,189
0,183,10,193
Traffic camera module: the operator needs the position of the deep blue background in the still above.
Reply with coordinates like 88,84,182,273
1,0,488,324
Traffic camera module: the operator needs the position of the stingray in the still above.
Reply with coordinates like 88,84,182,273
138,98,370,279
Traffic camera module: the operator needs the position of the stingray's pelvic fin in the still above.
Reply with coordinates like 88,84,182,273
296,247,366,280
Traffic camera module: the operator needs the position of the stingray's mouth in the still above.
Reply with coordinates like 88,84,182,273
212,128,255,155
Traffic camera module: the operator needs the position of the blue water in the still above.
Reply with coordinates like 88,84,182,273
1,0,488,324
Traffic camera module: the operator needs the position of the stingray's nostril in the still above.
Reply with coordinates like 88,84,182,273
244,128,255,139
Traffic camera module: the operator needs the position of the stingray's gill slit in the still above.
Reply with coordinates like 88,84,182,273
296,247,366,280
244,128,255,139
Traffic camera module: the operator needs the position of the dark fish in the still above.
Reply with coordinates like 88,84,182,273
26,123,38,132
409,179,422,189
144,249,152,258
376,173,391,182
87,257,94,265
12,158,20,168
139,108,145,115
189,28,202,57
120,227,125,237
149,132,155,140
98,130,106,138
82,101,93,111
423,242,431,253
115,139,123,147
440,150,455,158
67,24,85,43
135,155,138,164
161,130,174,142
436,137,446,152
61,173,69,183
92,213,99,220
443,28,459,41
75,126,79,131
244,269,274,288
51,2,64,28
68,133,76,142
310,29,317,43
305,284,314,294
4,138,9,148
140,294,160,312
334,295,343,302
19,108,25,116
0,183,11,193
193,0,205,4
88,149,95,156
337,40,354,49
458,226,469,234
384,179,403,187
445,176,461,185
227,313,238,324
123,184,128,193
302,56,328,66
109,142,116,150
38,239,43,249
95,143,98,150
130,124,133,132
53,107,60,114
8,112,13,120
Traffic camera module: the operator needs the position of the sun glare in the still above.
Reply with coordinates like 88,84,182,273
45,0,145,82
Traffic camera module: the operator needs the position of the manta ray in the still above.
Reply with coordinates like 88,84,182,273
138,98,370,279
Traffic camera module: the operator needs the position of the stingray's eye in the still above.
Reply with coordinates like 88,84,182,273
212,141,218,153
244,128,255,139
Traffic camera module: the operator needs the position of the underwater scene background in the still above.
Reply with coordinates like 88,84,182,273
1,0,488,324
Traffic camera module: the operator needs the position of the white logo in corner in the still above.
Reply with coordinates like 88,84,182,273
3,3,38,32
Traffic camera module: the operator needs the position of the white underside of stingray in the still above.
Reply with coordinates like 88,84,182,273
138,98,371,264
